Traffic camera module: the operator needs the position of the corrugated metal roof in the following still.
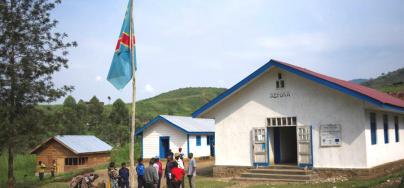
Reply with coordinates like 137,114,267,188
193,59,404,117
135,115,215,135
277,60,404,108
160,115,215,132
54,135,112,154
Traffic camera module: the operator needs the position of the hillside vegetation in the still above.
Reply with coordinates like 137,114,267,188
361,67,404,93
132,87,226,125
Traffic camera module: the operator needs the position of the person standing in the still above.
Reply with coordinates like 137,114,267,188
119,162,130,188
144,159,158,188
136,158,145,188
51,160,57,177
164,155,174,188
170,162,185,188
174,153,184,188
37,161,46,181
108,162,120,188
178,148,184,160
153,156,163,188
187,153,197,188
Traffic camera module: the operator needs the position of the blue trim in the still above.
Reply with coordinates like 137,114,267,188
187,134,190,156
273,127,281,164
135,115,214,136
192,59,404,117
253,162,269,167
370,112,377,145
395,116,399,142
266,127,270,166
383,114,389,144
310,126,314,168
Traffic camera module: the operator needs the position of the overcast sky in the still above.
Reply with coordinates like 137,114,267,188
52,0,404,104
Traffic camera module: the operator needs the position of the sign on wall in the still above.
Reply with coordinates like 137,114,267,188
320,124,342,147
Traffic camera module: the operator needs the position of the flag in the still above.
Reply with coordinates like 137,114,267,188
107,1,136,90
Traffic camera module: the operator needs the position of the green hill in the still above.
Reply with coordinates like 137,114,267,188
132,87,226,125
361,67,404,93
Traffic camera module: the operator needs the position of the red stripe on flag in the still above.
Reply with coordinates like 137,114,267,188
115,32,136,51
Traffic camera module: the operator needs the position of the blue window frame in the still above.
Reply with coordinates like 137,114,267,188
395,116,399,142
370,112,377,145
196,136,201,146
207,135,211,145
383,114,389,144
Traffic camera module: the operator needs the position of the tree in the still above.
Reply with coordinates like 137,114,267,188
0,0,76,187
76,99,88,132
62,95,80,134
105,99,129,145
87,96,104,133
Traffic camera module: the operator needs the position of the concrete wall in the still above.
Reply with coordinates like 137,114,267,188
142,120,212,158
189,135,212,157
142,120,188,158
202,67,370,168
365,110,404,167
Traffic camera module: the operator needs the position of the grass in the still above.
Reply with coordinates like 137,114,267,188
195,177,236,188
0,153,37,186
110,142,141,165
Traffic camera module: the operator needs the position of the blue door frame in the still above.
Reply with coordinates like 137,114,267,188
159,136,170,159
273,127,281,164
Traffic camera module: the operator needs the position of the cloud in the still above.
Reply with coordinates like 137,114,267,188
145,84,156,94
95,76,102,81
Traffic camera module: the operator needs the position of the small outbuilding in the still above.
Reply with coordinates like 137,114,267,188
135,115,215,159
31,135,112,173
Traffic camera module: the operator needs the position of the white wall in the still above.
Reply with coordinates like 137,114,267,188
202,67,370,168
142,120,187,159
188,135,212,157
365,111,404,167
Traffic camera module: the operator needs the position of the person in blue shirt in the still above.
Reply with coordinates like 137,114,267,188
136,158,145,188
119,162,130,188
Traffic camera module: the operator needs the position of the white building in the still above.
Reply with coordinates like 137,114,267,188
136,115,215,159
192,59,404,171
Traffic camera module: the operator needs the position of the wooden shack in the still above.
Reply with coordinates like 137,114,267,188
31,135,112,173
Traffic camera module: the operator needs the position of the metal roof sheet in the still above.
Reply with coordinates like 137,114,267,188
54,135,112,154
192,59,404,117
135,115,215,135
160,115,215,132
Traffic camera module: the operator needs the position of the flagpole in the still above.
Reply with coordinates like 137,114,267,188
129,0,136,187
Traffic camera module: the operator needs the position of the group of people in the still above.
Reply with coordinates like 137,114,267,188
37,160,57,180
108,162,131,188
136,148,197,188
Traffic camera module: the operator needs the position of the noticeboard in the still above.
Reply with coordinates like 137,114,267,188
320,124,341,147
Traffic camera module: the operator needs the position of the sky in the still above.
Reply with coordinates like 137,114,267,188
51,0,404,104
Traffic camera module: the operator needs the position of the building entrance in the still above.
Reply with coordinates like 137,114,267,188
270,126,297,165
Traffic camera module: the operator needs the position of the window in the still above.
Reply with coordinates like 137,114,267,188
395,116,399,142
292,117,297,125
383,114,389,144
196,136,201,146
267,116,297,127
276,73,285,89
65,157,88,166
370,112,377,145
207,135,214,145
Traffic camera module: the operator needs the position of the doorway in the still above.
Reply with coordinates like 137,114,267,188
159,136,170,158
271,126,297,164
